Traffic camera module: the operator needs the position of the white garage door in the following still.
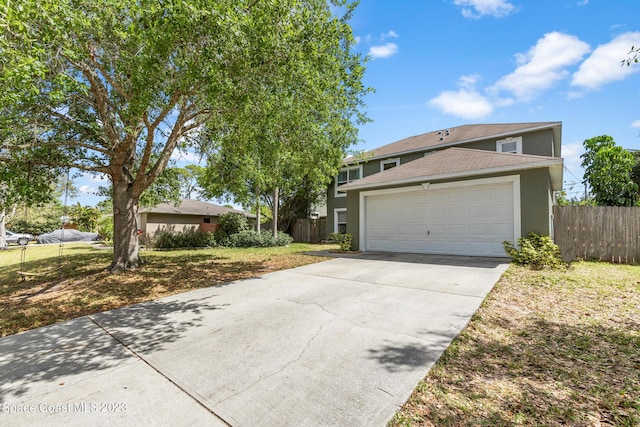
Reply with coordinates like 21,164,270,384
364,181,515,257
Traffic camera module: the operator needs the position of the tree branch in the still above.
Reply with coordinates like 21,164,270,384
89,54,130,101
246,0,261,11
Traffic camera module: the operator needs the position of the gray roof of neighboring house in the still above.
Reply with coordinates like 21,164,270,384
140,199,256,218
340,147,564,191
345,122,562,163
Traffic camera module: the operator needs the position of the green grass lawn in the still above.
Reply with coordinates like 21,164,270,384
0,242,337,337
390,262,640,426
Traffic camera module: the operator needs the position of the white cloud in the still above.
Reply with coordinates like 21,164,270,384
571,32,640,90
632,120,640,128
380,30,398,40
428,74,493,119
491,32,591,100
368,43,398,59
88,173,109,183
454,0,516,18
428,90,493,120
171,148,201,163
458,74,480,88
78,185,97,194
354,36,361,45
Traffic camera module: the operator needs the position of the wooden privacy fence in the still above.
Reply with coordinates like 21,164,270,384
553,205,640,264
291,217,326,243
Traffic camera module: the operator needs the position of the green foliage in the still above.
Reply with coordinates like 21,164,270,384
503,233,564,269
581,135,639,206
97,215,114,243
148,230,216,250
8,218,59,236
196,0,370,231
212,212,250,245
138,165,206,208
212,229,231,247
328,232,353,251
554,190,595,206
217,212,250,235
227,231,293,248
68,203,101,232
7,201,64,234
146,226,292,249
0,142,62,242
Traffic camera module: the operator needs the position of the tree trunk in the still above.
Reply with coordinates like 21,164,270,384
272,187,279,239
0,204,17,250
0,207,7,249
109,182,142,273
255,193,261,232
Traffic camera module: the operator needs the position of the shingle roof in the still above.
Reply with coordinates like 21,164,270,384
340,147,563,191
345,122,561,162
140,199,255,218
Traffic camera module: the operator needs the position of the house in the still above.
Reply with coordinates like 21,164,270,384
138,199,255,234
327,122,563,257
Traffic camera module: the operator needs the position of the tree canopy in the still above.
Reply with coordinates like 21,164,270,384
197,1,369,234
580,135,639,206
0,0,369,270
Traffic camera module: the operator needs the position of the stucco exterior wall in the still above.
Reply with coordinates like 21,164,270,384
140,213,219,234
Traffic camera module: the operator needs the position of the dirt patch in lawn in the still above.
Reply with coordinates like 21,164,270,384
390,262,640,427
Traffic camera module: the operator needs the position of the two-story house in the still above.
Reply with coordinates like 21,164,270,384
327,122,563,257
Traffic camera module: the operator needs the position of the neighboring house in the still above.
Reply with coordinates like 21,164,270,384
328,122,563,257
138,199,255,234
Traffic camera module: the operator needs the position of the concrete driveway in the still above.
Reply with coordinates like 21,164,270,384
0,252,509,426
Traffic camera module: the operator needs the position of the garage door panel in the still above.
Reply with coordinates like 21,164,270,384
365,181,515,257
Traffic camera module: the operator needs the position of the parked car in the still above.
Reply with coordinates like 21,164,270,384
37,229,100,244
5,230,35,246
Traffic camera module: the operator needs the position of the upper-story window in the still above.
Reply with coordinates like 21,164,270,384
496,136,522,154
380,158,400,172
335,165,362,198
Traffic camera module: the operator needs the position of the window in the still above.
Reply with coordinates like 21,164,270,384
496,136,522,154
203,217,211,224
380,158,400,172
334,208,347,234
335,165,362,197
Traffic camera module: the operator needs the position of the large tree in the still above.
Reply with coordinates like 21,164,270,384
581,135,639,206
198,2,369,236
0,0,368,271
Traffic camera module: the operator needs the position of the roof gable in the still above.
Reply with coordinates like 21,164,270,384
345,122,561,162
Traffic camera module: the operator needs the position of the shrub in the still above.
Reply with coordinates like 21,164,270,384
138,232,156,248
227,230,293,248
213,229,230,246
8,218,61,235
328,232,353,251
274,231,294,247
150,229,216,249
97,215,113,242
217,212,249,235
503,232,564,269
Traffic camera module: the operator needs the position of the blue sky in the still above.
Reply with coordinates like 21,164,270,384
71,0,640,205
